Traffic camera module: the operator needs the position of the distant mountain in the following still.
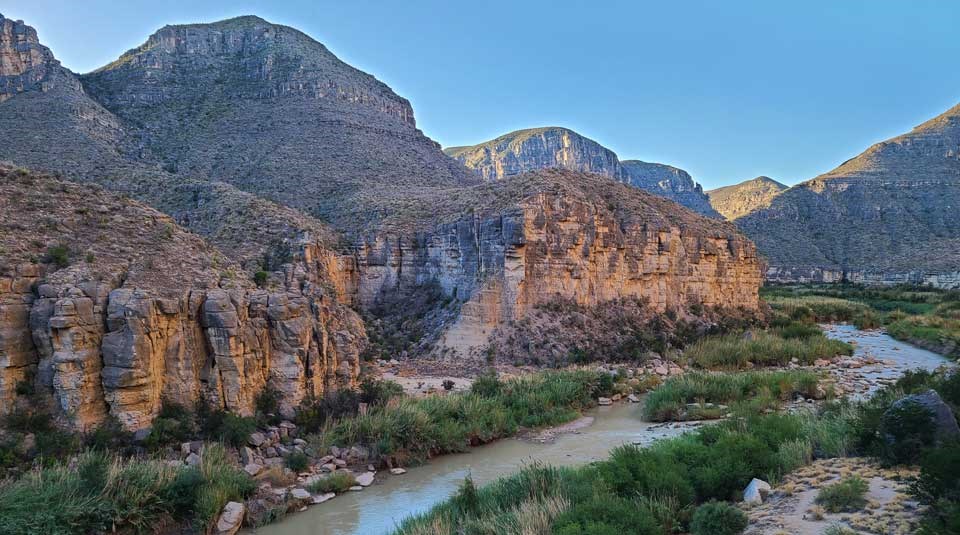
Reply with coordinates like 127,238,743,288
737,105,960,286
445,127,721,218
707,176,788,220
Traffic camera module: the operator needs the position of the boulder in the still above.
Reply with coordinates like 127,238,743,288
884,390,960,445
390,468,407,475
240,446,255,465
185,452,201,466
627,394,640,403
215,501,244,535
597,397,612,406
244,463,263,477
248,432,266,447
743,478,771,505
311,492,335,504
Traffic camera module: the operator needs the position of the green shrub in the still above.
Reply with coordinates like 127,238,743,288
880,399,937,464
912,440,960,534
285,452,310,472
471,371,502,397
689,501,748,535
822,524,857,535
360,378,404,406
816,476,869,513
553,495,659,535
212,413,257,448
253,270,269,287
306,471,356,494
255,384,281,418
43,245,69,269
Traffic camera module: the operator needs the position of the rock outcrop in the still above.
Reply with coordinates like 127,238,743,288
354,169,763,359
0,168,364,431
706,176,787,220
445,127,721,218
737,104,960,287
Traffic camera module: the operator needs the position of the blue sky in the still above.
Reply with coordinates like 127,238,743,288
4,0,960,189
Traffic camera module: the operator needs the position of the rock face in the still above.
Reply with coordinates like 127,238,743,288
707,176,788,221
737,104,960,287
0,168,364,431
445,127,721,218
354,170,763,359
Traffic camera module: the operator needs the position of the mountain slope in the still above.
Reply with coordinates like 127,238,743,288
737,105,960,285
707,176,787,220
445,127,720,217
80,15,477,234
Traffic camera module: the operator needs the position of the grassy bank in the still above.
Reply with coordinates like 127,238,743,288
642,370,822,421
763,284,960,358
395,369,960,535
0,444,254,535
685,330,852,369
310,370,612,465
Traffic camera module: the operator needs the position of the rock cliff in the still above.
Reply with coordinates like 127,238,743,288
353,169,763,360
445,127,721,218
707,176,787,220
0,167,364,431
737,104,960,287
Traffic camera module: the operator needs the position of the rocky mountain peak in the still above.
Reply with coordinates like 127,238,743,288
445,126,720,217
706,175,787,221
0,14,62,101
85,14,415,126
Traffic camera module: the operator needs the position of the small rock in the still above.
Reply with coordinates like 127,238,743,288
290,488,311,500
185,452,201,466
244,463,263,477
598,397,613,406
349,485,363,491
248,432,267,447
390,468,407,475
321,463,337,472
240,446,256,465
355,472,375,487
654,366,668,376
627,394,640,403
311,492,335,504
215,501,244,535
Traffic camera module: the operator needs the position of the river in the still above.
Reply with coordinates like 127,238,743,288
252,326,952,535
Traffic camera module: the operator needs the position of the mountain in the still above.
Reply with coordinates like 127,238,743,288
737,105,960,286
445,127,721,218
0,14,764,431
707,176,788,220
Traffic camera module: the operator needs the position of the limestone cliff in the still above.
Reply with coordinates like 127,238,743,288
707,176,787,220
353,169,763,360
445,127,720,218
737,103,960,287
0,168,364,431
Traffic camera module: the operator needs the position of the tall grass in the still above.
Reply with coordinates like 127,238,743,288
313,370,608,462
685,331,852,369
642,370,821,421
0,444,254,535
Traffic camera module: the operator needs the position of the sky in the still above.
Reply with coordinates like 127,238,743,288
3,0,960,189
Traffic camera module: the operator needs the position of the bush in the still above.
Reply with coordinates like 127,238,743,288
689,501,748,535
44,245,69,269
295,390,361,434
880,399,937,464
253,270,269,287
212,413,258,448
912,440,960,534
553,495,659,535
816,476,868,513
285,452,310,472
360,378,404,406
255,384,281,419
306,471,356,494
442,379,455,391
471,372,502,397
685,330,852,369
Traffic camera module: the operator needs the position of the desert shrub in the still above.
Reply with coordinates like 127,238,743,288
552,495,659,535
295,389,361,433
253,270,269,287
471,371,503,398
284,452,310,472
360,378,404,406
816,476,868,513
912,440,960,534
442,379,455,391
689,501,748,535
880,399,936,464
307,471,357,494
43,245,69,269
255,384,281,419
822,524,857,535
